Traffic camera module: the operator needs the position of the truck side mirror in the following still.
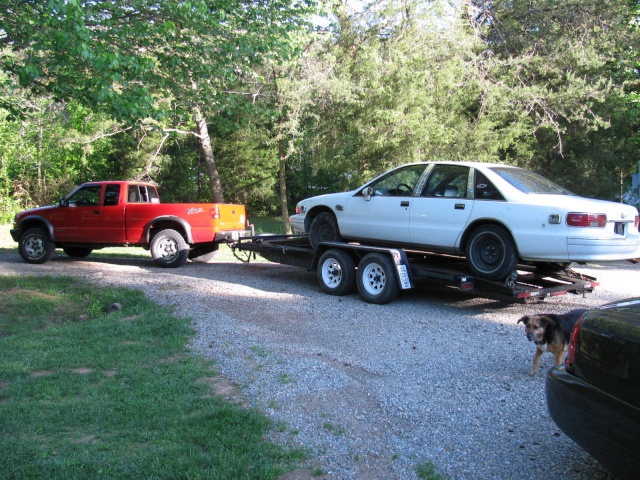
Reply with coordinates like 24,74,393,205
59,197,68,207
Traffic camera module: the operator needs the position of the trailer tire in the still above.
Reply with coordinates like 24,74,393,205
309,212,342,249
465,225,517,280
151,229,189,268
19,227,55,264
356,252,399,304
317,249,356,296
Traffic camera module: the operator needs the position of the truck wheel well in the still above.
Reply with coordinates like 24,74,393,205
149,223,188,244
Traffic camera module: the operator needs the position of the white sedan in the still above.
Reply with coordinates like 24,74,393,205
290,161,640,280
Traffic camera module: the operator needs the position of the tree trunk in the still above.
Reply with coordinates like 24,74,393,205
194,108,224,203
278,136,292,234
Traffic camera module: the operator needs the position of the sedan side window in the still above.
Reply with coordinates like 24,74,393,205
474,171,505,200
366,164,427,197
421,165,471,198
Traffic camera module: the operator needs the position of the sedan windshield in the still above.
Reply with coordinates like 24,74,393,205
490,167,575,195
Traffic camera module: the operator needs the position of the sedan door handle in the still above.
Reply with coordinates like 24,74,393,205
400,201,410,207
454,204,465,210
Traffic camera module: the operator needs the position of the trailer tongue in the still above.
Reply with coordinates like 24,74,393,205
231,234,597,305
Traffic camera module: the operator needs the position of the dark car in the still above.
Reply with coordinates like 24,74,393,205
545,298,640,479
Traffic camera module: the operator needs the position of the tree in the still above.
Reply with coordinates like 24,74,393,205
2,0,317,201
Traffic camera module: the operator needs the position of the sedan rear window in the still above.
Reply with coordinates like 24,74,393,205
490,167,574,195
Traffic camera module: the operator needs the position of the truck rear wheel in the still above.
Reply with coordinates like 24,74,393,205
151,229,189,268
356,252,399,304
317,249,356,296
19,227,55,264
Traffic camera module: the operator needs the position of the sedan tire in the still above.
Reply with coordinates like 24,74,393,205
465,224,518,281
309,212,343,249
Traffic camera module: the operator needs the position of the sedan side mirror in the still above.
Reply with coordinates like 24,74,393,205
363,186,374,201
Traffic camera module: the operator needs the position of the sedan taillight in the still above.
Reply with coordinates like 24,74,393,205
566,213,606,227
635,215,639,228
565,313,586,372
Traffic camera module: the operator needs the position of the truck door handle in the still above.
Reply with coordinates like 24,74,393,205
400,201,410,207
93,210,100,215
454,204,465,210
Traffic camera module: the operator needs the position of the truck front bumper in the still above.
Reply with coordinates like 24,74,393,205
10,228,21,242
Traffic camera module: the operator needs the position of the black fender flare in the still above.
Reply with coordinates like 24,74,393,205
145,216,194,244
17,215,57,242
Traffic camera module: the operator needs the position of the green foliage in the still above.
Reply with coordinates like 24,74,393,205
0,275,304,479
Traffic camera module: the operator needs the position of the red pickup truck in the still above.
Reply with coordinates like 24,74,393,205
10,181,252,267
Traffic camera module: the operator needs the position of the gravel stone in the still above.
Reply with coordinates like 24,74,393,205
1,249,636,479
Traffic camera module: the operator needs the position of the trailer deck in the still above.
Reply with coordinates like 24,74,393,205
231,234,598,304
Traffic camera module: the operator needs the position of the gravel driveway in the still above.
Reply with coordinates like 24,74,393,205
1,249,637,480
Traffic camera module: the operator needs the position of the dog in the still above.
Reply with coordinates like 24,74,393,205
517,309,587,375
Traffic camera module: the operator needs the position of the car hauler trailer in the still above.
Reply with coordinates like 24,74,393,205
231,234,598,305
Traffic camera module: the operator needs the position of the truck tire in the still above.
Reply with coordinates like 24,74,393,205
19,227,55,264
465,224,518,280
356,252,399,304
309,212,342,249
63,247,93,258
150,229,189,268
317,249,356,296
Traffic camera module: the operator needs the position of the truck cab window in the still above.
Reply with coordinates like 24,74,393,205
68,185,102,206
104,184,120,206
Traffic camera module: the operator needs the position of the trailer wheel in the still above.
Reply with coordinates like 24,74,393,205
19,227,55,264
317,249,356,296
309,212,342,249
63,247,93,258
356,252,399,304
150,229,189,268
465,225,518,280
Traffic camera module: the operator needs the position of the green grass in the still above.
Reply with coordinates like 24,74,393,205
0,275,305,479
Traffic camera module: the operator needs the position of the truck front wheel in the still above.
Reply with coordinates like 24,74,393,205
151,229,189,268
317,249,356,296
356,252,399,304
19,227,55,264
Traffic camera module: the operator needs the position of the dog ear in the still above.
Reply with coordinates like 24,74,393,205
517,316,529,325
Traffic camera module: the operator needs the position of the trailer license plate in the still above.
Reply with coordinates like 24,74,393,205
397,265,412,289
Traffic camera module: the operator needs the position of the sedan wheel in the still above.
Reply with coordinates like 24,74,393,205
308,212,343,249
465,225,518,281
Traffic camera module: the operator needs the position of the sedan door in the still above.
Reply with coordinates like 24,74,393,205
409,164,474,251
341,164,428,244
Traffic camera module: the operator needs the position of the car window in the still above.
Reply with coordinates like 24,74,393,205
68,185,102,207
421,164,471,198
366,164,427,197
128,185,158,203
103,184,120,206
490,166,574,195
473,171,504,200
